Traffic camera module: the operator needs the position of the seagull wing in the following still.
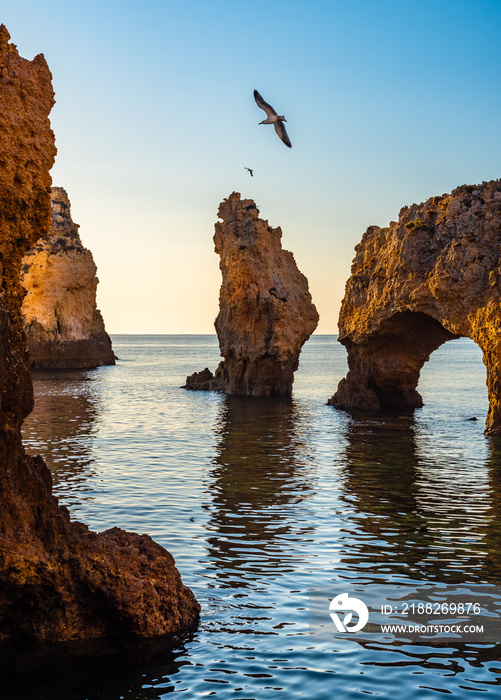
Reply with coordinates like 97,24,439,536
274,121,292,148
254,89,277,117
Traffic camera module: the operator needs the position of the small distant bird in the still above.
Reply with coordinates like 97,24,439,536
253,89,292,148
245,167,254,177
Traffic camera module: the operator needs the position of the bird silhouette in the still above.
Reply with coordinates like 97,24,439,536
245,167,254,177
254,89,292,148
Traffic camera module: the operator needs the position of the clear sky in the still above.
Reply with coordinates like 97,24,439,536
4,1,501,333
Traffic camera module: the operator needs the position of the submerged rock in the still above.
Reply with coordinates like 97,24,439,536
184,192,318,396
0,25,199,643
329,179,501,435
20,187,115,368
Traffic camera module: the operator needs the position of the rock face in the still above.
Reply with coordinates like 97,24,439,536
184,192,319,396
329,179,501,435
20,187,115,368
0,26,199,643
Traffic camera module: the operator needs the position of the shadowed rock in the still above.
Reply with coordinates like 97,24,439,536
184,192,318,396
329,179,501,435
0,25,199,643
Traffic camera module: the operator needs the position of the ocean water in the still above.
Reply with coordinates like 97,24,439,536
7,335,501,698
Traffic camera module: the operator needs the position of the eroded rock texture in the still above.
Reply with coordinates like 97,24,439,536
329,179,501,435
184,192,318,395
0,25,199,643
21,186,115,368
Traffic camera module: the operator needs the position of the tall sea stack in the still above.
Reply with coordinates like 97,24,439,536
184,192,319,396
0,25,199,643
21,186,115,369
329,179,501,435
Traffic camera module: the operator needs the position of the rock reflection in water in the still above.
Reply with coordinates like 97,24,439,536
21,370,101,509
338,414,496,584
0,631,195,700
203,396,315,583
338,415,427,577
485,439,501,580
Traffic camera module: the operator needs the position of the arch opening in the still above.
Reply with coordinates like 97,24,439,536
329,311,460,413
417,336,488,421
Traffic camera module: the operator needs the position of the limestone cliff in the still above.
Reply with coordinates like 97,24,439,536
329,179,501,435
0,25,199,643
20,187,115,368
184,192,319,396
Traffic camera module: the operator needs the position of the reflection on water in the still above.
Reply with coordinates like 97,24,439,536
0,632,196,700
338,416,427,577
485,440,501,578
204,396,315,583
338,414,499,584
9,336,501,699
22,370,101,509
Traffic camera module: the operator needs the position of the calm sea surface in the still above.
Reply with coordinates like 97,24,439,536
7,335,501,698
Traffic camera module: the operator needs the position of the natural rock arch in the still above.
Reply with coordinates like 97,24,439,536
329,179,501,435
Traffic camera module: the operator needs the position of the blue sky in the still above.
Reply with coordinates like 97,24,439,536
4,0,501,332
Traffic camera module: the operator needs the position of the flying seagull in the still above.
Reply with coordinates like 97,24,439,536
253,89,292,148
245,167,254,177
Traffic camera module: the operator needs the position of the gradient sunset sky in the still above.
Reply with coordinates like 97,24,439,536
4,1,501,333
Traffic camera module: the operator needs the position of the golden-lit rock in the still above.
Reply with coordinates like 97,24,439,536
330,179,501,435
184,192,319,395
21,187,115,368
0,25,199,643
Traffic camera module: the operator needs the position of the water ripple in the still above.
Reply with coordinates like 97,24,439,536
10,335,501,699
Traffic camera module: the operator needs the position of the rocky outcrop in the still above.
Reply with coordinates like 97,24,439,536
329,179,501,435
20,187,115,368
184,192,319,396
0,25,199,643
